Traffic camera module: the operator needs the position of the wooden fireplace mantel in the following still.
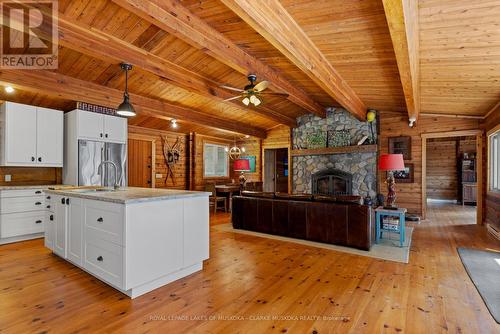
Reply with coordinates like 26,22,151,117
290,144,378,157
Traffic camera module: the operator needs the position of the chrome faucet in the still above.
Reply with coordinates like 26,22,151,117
98,160,120,190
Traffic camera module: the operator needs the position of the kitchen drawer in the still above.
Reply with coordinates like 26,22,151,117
84,235,123,289
45,194,55,212
0,189,45,198
0,211,45,238
85,202,123,245
0,196,46,214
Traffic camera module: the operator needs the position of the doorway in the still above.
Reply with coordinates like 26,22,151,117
263,148,289,193
128,138,154,188
422,130,483,223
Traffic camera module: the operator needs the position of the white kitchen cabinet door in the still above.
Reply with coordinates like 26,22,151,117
77,110,104,140
103,114,127,143
5,102,37,165
54,195,68,258
36,107,63,166
67,198,84,265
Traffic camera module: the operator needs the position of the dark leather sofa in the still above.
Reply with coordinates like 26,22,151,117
231,191,374,250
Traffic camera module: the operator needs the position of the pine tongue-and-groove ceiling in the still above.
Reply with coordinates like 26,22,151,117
0,0,498,139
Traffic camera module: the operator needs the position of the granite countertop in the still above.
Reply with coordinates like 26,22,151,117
0,184,73,190
45,187,211,204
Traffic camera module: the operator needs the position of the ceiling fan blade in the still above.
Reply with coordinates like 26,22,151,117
254,80,269,92
223,95,243,102
220,85,245,92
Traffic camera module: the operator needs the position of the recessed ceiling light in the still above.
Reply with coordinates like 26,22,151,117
171,119,178,128
5,86,14,93
245,135,250,139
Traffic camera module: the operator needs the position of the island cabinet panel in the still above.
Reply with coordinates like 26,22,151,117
125,199,184,290
67,198,84,266
183,196,209,268
85,234,124,288
53,195,68,258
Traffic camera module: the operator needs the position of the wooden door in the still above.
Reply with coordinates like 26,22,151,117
263,149,276,192
128,139,153,187
275,148,289,193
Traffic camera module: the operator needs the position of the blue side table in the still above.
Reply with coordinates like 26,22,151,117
375,207,407,247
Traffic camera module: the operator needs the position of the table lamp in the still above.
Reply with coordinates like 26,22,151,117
378,154,405,209
234,159,251,190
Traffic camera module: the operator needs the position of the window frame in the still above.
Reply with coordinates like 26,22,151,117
488,126,500,193
203,141,229,178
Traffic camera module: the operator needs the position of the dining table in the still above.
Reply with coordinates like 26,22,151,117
215,184,241,212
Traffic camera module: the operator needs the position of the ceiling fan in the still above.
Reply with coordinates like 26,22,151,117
220,74,288,107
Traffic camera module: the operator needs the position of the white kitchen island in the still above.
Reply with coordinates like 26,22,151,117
44,187,210,298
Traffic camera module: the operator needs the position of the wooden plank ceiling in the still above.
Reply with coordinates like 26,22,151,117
0,0,497,138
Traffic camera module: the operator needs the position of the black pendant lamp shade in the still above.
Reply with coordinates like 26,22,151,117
116,63,136,117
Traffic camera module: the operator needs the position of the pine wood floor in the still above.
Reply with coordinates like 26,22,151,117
0,203,499,333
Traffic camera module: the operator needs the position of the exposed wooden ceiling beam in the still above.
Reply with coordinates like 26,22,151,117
111,0,326,118
382,0,420,122
1,7,296,127
219,0,367,121
0,70,267,138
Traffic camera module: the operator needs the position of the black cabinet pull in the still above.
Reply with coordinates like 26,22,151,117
31,156,35,162
105,133,108,138
50,215,54,221
35,202,42,205
38,157,42,162
97,256,103,262
46,205,51,209
65,198,70,205
35,190,42,194
46,196,51,199
35,220,42,224
61,198,65,204
100,133,103,137
97,217,103,223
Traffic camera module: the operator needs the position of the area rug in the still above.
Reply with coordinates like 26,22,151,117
457,248,500,323
214,224,413,264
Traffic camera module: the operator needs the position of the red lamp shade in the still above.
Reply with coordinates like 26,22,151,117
379,154,405,171
234,159,250,172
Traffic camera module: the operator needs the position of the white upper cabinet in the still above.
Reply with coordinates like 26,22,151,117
76,110,127,143
103,114,127,143
0,102,63,167
77,110,104,140
36,106,64,166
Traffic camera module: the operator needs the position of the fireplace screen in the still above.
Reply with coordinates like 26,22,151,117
312,169,353,196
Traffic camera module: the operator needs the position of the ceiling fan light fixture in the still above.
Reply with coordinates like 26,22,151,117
249,95,257,104
242,97,250,106
253,97,261,106
116,63,136,117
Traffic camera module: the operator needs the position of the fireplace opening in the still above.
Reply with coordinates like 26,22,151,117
312,169,353,196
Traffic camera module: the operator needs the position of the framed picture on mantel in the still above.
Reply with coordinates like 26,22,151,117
388,136,411,160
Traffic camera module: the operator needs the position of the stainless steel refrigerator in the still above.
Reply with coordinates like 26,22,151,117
78,140,127,187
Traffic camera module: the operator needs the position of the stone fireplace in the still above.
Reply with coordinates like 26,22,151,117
312,169,353,196
292,108,377,198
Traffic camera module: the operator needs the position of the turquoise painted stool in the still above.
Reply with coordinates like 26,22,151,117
375,207,407,247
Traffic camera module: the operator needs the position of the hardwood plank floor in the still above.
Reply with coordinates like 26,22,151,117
0,203,498,333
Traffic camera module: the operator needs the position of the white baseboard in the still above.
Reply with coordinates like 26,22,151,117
0,233,44,245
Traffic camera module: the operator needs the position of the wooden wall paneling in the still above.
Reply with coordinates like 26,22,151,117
426,139,458,200
379,111,480,217
0,167,61,186
128,126,187,190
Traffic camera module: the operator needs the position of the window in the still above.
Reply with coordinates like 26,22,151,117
490,130,500,192
204,143,228,178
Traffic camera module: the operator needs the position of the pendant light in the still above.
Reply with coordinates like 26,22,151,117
116,63,136,117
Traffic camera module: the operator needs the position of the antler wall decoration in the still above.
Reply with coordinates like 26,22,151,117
161,135,182,186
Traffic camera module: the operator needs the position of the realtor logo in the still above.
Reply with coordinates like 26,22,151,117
0,0,58,69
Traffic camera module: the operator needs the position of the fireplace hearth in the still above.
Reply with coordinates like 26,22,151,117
312,169,353,196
